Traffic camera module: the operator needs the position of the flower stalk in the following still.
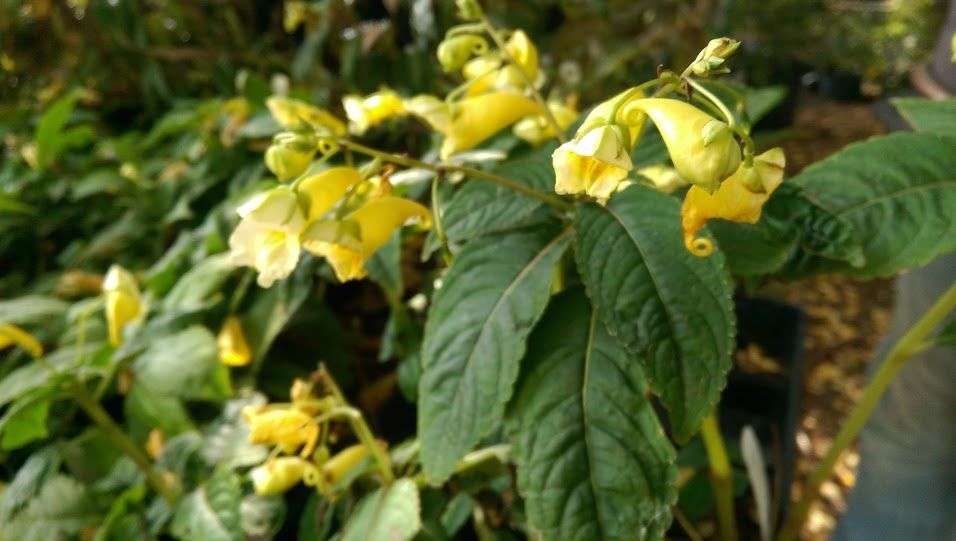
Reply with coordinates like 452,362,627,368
778,282,956,541
700,412,738,541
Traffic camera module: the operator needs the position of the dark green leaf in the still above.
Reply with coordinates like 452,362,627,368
0,475,100,541
935,319,956,348
419,224,571,483
892,98,956,136
0,446,60,524
440,145,559,248
132,326,231,401
365,230,404,303
507,288,677,540
574,185,735,440
791,133,956,277
340,479,421,541
0,395,50,450
170,467,243,541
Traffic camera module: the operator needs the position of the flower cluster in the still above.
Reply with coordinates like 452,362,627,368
242,378,381,497
551,40,786,256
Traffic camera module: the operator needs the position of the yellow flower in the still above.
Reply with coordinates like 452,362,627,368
681,147,786,256
303,196,430,282
103,265,143,347
342,88,406,135
251,456,320,495
626,98,741,193
217,315,252,367
0,324,43,358
295,166,363,221
438,91,542,159
552,124,632,200
266,96,347,135
513,100,579,145
244,406,320,458
228,187,306,288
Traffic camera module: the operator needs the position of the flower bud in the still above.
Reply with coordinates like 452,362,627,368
265,134,317,181
513,100,579,145
626,98,741,192
437,35,489,73
103,265,144,347
251,457,318,495
552,124,633,200
681,147,785,256
217,315,252,367
689,38,741,77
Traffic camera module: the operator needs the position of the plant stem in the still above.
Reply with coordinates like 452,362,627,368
478,17,567,143
673,506,704,541
700,412,738,541
430,175,453,265
317,365,394,484
334,138,572,211
778,282,956,541
71,384,179,504
684,77,736,129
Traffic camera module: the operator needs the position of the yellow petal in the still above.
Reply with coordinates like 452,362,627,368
266,96,347,135
461,55,502,96
440,91,542,159
265,143,316,181
305,197,430,282
575,87,647,145
627,98,741,192
342,88,406,135
0,324,43,358
552,124,632,199
404,95,452,133
681,147,786,256
217,315,252,367
246,407,319,457
322,444,374,488
505,30,538,82
295,167,363,221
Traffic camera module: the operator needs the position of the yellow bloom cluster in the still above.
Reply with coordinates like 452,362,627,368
228,162,429,287
242,378,379,497
550,37,786,256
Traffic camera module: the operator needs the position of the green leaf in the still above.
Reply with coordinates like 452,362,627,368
440,145,558,248
163,254,237,313
366,230,404,303
124,382,195,439
243,259,314,369
712,184,864,278
0,295,68,326
791,132,956,277
340,479,421,541
574,185,735,441
0,342,105,407
34,90,88,170
133,326,231,401
0,475,100,541
171,467,243,541
0,446,60,524
507,288,677,540
418,224,571,483
892,98,956,136
0,395,50,450
0,193,35,215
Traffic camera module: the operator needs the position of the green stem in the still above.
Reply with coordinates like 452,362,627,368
72,384,179,504
335,138,572,211
673,506,704,541
684,77,736,129
317,365,394,484
778,282,956,541
701,412,738,541
478,17,567,143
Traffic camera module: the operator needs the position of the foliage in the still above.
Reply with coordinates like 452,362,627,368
1,2,953,541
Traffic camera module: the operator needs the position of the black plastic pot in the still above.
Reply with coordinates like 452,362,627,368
720,296,806,528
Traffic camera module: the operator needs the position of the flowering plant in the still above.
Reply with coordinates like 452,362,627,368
1,1,954,540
